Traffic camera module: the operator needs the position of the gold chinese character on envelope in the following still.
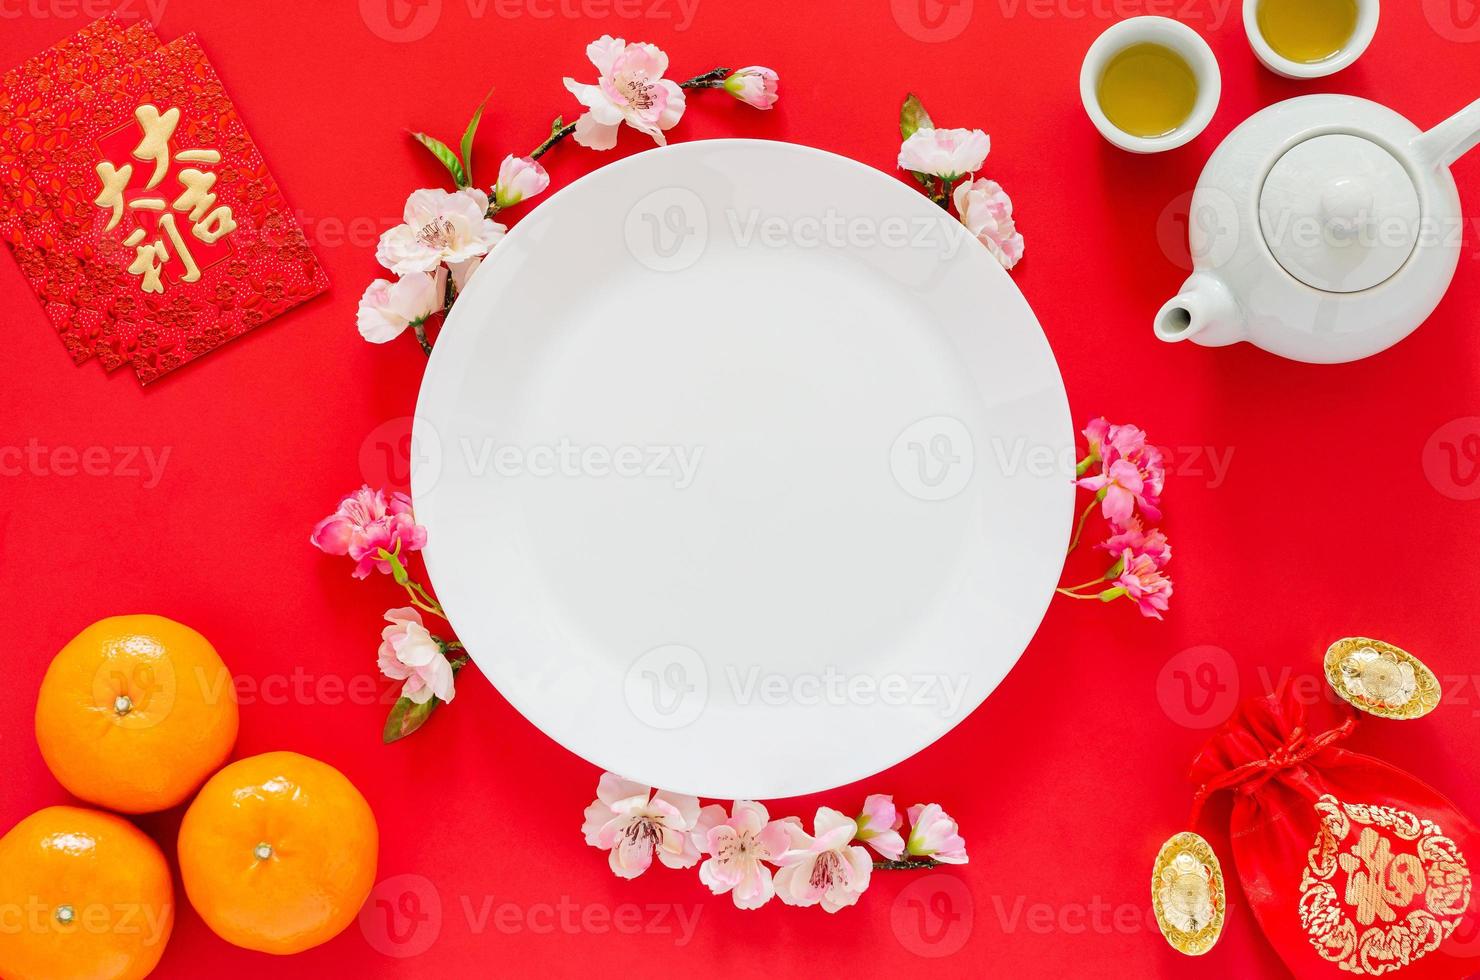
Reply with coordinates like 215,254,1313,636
93,103,239,294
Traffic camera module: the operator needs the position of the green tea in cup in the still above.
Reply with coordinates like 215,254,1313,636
1097,42,1199,140
1256,0,1359,64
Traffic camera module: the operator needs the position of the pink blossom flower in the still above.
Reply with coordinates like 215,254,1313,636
897,128,990,181
376,187,505,275
357,509,430,577
1083,417,1113,461
905,804,969,864
1106,429,1165,506
1081,418,1149,470
953,178,1024,270
1077,458,1161,526
774,808,873,913
693,801,793,909
563,36,686,150
1101,517,1171,568
378,607,456,704
582,774,701,879
1075,419,1165,526
853,794,905,861
356,268,445,344
310,485,428,579
1136,443,1167,512
492,154,550,209
1111,547,1174,620
723,66,779,109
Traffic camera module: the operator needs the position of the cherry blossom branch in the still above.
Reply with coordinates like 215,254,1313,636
1065,497,1099,554
583,785,966,910
678,67,732,89
897,92,1025,259
530,122,576,160
369,52,777,354
872,857,940,871
375,544,448,620
929,177,957,210
1057,574,1111,594
524,66,738,164
311,488,466,742
1055,418,1173,619
411,320,433,356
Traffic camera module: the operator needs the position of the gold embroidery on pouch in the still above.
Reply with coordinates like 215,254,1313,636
1299,795,1471,975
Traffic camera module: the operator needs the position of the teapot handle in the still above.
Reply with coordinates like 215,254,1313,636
1413,98,1480,170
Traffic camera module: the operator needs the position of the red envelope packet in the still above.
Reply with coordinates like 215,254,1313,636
0,15,160,364
14,33,327,383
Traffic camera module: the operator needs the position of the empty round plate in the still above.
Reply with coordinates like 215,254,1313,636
412,139,1072,799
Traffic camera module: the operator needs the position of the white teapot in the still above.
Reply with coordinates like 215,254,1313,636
1155,95,1480,363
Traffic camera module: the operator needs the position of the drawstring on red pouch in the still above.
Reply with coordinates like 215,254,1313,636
1187,713,1359,830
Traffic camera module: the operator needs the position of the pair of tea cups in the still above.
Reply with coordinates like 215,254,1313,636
1081,0,1380,153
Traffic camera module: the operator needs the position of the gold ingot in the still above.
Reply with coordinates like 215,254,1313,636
1152,832,1225,956
1324,637,1441,720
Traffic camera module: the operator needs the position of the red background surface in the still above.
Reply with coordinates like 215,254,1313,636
4,1,1480,977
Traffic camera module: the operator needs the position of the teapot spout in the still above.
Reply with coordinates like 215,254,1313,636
1154,274,1245,348
1413,98,1480,169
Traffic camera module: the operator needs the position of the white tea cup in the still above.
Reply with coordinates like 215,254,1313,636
1243,0,1380,79
1080,17,1222,154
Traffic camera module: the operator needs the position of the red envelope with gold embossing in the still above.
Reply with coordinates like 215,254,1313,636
4,30,327,383
0,15,161,365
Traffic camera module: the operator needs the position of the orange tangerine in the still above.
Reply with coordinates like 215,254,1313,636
177,751,378,954
0,805,174,980
35,615,239,813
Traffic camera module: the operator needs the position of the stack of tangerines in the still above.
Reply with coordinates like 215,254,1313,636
0,615,379,980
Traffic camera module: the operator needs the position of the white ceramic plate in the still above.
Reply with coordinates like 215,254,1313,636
412,139,1072,799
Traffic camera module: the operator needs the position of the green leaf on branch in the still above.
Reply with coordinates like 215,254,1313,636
550,116,564,135
383,695,443,743
900,93,934,141
411,130,468,188
899,94,937,191
460,91,492,188
381,657,467,743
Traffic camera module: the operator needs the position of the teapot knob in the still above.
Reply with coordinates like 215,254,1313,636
1258,135,1420,294
1319,175,1375,243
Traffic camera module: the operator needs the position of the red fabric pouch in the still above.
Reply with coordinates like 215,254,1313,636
1189,691,1478,978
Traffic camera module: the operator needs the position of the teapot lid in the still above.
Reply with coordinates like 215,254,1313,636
1258,134,1420,294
